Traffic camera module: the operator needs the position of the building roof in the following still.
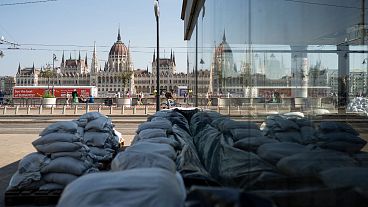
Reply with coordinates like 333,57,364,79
109,28,128,57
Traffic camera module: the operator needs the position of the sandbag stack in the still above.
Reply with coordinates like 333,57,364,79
7,112,123,192
32,121,98,190
59,110,187,207
78,112,122,167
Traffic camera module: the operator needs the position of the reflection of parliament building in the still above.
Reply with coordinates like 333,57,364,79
14,30,210,97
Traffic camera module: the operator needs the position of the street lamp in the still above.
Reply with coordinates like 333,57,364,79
154,0,160,111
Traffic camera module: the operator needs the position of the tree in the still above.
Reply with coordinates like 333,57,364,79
118,70,133,97
40,69,57,97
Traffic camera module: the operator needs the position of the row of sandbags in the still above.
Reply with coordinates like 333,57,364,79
56,110,186,207
189,111,368,207
7,112,122,191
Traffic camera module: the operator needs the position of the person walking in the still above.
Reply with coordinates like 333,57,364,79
72,89,79,104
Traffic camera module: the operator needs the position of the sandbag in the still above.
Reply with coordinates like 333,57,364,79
353,152,368,167
39,183,64,190
57,168,186,207
127,142,176,160
277,150,358,177
317,132,366,153
88,147,115,161
217,119,259,133
79,112,106,122
39,121,79,136
134,136,180,149
32,133,81,146
319,167,368,191
111,150,176,173
50,151,86,160
138,128,168,139
85,117,112,131
233,136,278,152
257,142,310,164
41,157,92,176
190,112,214,135
43,172,78,186
136,120,172,133
7,152,50,190
34,142,86,154
274,131,302,143
83,132,111,147
319,122,359,135
230,128,263,141
300,126,318,144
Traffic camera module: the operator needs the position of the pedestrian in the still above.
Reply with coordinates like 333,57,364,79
66,92,71,105
72,89,78,104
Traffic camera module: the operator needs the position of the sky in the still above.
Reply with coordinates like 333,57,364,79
0,0,187,76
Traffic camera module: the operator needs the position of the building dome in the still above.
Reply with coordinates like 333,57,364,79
109,29,128,56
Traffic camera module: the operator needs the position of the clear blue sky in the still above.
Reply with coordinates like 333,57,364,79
0,0,187,76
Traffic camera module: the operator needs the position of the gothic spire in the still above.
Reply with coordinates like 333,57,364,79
170,49,173,61
85,53,88,67
61,51,65,65
117,27,121,41
222,29,226,42
153,49,156,62
69,53,72,60
17,63,21,74
78,51,81,61
32,62,35,74
173,51,176,65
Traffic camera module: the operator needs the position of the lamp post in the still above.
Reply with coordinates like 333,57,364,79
362,58,368,96
154,0,160,111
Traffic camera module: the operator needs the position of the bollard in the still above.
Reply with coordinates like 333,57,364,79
86,104,89,113
133,105,136,114
74,105,78,115
27,106,31,115
3,106,7,115
121,105,125,115
227,105,230,116
144,105,147,115
62,105,66,114
39,105,43,114
98,105,102,113
237,106,240,115
109,106,113,114
51,106,54,114
15,106,19,114
217,106,220,113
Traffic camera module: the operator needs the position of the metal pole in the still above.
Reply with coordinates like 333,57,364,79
195,23,198,107
156,15,160,111
155,0,160,111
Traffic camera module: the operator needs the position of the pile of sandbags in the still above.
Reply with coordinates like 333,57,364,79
78,112,122,166
59,111,186,206
8,112,123,191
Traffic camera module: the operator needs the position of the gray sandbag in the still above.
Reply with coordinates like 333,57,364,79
57,168,186,207
319,121,359,135
32,133,81,146
319,167,368,191
89,146,115,161
43,173,78,186
85,116,112,131
317,132,366,153
257,142,311,164
111,150,176,173
83,132,112,147
353,152,368,167
300,126,318,144
41,157,93,176
217,119,259,133
138,128,168,139
233,136,278,152
39,183,64,190
7,152,50,190
50,151,87,160
217,135,276,188
136,120,172,133
39,121,79,136
173,125,212,180
34,142,87,154
277,150,358,177
230,128,263,141
134,136,180,149
79,112,106,122
270,115,299,131
193,124,222,173
274,131,302,143
190,112,214,135
127,142,176,160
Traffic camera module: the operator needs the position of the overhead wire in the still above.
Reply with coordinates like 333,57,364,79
0,0,58,7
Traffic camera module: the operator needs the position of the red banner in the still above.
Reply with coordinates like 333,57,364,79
13,88,92,98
